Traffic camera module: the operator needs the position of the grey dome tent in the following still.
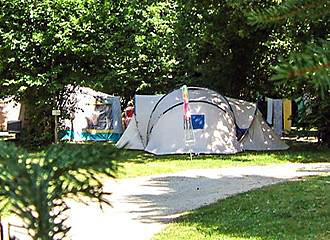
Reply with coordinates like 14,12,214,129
116,87,289,154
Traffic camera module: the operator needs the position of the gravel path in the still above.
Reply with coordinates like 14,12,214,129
6,163,330,240
67,163,330,240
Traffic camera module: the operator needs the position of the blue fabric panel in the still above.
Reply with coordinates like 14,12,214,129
60,130,121,142
236,128,248,141
82,133,121,142
104,96,123,134
273,99,283,136
191,114,205,129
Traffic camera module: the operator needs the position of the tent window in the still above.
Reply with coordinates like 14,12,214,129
86,103,113,130
191,114,205,129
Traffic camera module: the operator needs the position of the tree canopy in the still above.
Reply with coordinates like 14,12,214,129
0,0,328,144
248,0,330,95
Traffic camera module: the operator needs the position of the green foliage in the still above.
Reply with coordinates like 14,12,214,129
99,0,180,100
248,0,330,25
272,40,330,96
0,142,120,240
0,0,283,102
172,0,281,99
248,0,330,143
248,0,330,93
292,94,330,143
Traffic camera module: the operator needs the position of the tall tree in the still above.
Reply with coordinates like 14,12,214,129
99,0,180,100
248,0,330,93
102,0,285,101
172,0,283,100
0,0,126,145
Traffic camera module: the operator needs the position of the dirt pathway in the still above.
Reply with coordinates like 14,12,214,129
65,163,330,240
5,163,330,240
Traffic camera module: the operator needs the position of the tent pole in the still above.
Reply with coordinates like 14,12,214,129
54,115,58,144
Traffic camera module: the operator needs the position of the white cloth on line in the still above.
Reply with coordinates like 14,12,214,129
273,99,283,137
266,97,273,124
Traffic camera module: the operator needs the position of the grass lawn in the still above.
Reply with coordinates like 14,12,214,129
26,141,330,178
26,141,330,179
153,174,330,240
117,142,330,178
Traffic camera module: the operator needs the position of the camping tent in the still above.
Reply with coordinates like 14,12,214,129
116,87,289,155
117,95,164,150
0,98,21,132
60,87,123,142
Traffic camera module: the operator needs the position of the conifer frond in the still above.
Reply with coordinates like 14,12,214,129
272,40,330,94
248,0,330,26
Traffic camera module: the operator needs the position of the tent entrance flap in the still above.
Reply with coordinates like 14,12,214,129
85,103,113,132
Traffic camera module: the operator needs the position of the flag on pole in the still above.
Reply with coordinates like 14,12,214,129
182,85,195,145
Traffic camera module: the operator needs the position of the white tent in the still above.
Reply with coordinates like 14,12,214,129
60,86,123,142
116,87,289,155
117,95,163,150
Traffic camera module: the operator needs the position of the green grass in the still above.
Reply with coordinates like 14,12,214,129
117,143,330,178
153,174,330,240
25,141,330,179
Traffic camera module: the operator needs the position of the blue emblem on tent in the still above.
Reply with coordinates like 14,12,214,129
191,114,205,129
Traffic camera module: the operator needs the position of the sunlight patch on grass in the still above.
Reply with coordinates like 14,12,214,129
26,142,330,179
116,146,330,178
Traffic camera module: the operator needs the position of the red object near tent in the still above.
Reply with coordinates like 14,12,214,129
124,106,134,128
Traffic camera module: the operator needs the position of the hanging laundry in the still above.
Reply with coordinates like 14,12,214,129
273,99,283,137
266,97,273,125
283,99,292,133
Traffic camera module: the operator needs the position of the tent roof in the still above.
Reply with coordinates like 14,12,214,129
147,87,234,140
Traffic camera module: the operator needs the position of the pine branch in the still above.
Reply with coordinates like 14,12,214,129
272,40,330,95
248,0,330,26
